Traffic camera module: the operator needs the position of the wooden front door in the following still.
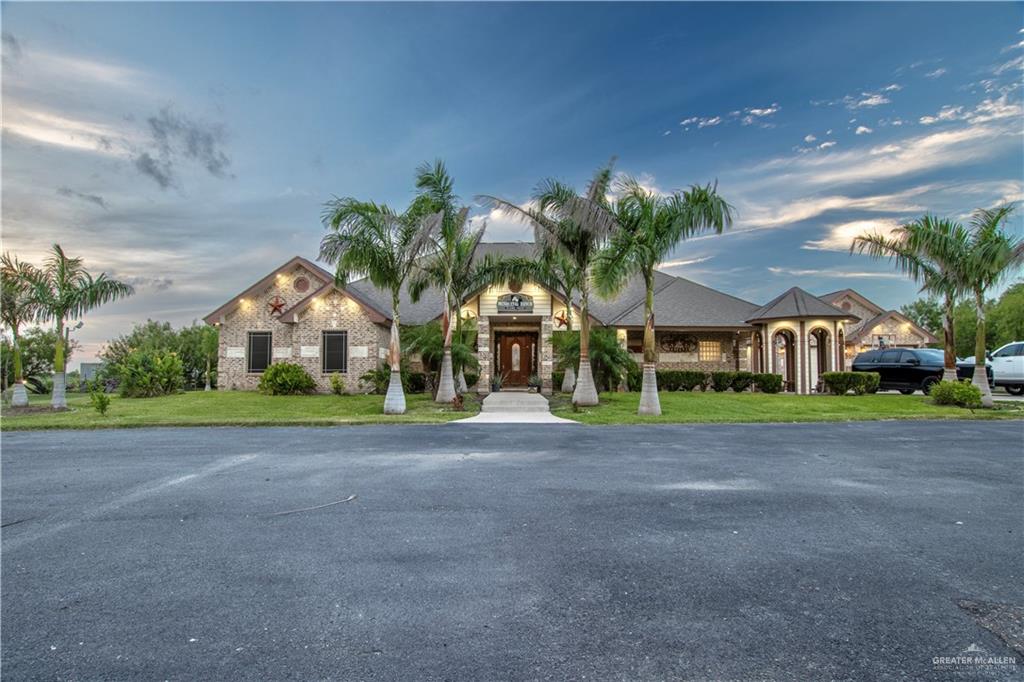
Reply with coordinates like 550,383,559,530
497,334,535,386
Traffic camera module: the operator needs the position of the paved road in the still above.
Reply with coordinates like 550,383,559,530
3,422,1023,680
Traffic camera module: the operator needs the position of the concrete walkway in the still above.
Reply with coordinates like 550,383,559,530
454,390,578,424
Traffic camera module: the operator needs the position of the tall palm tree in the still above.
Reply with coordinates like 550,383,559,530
1,252,41,407
480,160,618,405
595,178,733,415
852,216,968,383
958,205,1023,407
320,196,442,414
28,244,134,409
200,324,219,391
414,160,465,403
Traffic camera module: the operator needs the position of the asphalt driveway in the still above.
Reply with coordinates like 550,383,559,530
3,421,1022,680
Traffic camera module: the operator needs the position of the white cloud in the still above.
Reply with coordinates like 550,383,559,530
802,218,903,251
698,116,722,128
855,126,873,135
882,83,902,92
818,140,837,150
658,256,713,269
2,106,130,153
851,92,890,108
994,54,1024,75
925,68,948,78
767,266,904,279
739,186,929,231
741,103,780,126
804,134,816,143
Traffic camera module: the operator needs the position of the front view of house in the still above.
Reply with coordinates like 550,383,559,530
204,244,936,395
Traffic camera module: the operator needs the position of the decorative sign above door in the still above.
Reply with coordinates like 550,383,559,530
496,293,533,314
659,332,698,353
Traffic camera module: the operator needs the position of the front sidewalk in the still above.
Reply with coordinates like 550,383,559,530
453,390,577,424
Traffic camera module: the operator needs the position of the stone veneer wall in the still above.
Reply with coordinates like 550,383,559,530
476,317,491,395
639,331,740,373
216,265,387,393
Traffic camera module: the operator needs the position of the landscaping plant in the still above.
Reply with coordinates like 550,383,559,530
258,362,316,396
731,371,755,393
90,387,111,416
118,348,184,398
754,373,783,393
330,373,346,395
26,244,134,409
320,190,443,414
595,176,732,415
710,371,736,392
930,380,983,409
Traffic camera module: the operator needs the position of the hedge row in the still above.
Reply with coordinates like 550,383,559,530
555,369,785,394
820,371,880,396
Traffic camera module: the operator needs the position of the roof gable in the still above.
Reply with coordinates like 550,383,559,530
203,256,390,325
819,288,885,316
746,287,859,323
846,310,939,344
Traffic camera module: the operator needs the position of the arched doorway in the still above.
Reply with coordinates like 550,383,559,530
809,327,831,391
772,329,796,392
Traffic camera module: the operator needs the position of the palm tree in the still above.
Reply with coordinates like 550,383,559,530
414,160,467,403
28,244,134,409
595,178,733,415
200,325,219,391
852,216,968,383
320,196,442,414
1,252,41,407
957,205,1023,407
479,160,618,406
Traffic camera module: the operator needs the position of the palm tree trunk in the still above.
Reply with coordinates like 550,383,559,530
560,289,576,392
971,288,993,408
638,272,661,415
205,357,212,391
573,278,599,406
52,318,67,409
11,325,28,407
941,294,958,382
436,287,456,403
384,293,406,414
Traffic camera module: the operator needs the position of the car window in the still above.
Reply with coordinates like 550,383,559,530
993,345,1014,358
879,350,901,363
854,351,879,363
918,349,944,362
899,351,918,363
1013,343,1024,357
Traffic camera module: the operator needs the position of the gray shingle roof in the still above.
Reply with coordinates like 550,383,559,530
600,274,761,328
745,286,858,323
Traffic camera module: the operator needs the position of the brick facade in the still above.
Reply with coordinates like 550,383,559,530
216,264,387,393
627,330,741,373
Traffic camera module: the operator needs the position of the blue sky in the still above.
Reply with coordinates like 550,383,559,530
2,2,1022,366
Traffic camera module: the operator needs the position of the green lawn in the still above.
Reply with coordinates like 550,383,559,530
549,391,1024,424
1,391,479,430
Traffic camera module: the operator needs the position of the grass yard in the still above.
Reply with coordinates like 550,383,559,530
549,391,1024,424
1,391,479,430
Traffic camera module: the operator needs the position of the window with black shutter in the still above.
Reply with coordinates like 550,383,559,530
247,332,271,373
322,331,348,373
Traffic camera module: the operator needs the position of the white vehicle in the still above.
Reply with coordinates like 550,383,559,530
961,342,1024,395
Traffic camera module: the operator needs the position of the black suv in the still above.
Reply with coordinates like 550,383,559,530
851,348,993,395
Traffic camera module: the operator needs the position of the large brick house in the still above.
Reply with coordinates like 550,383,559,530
820,289,938,362
205,244,890,395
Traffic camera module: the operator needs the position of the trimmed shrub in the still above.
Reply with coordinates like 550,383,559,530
731,371,755,393
258,362,315,395
710,371,736,392
330,373,346,395
656,370,709,392
360,361,412,394
552,371,564,390
753,373,783,394
930,380,982,408
464,372,479,390
118,349,184,398
821,371,859,396
855,372,880,395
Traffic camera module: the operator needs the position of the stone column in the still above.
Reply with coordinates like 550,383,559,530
477,317,491,395
540,319,553,396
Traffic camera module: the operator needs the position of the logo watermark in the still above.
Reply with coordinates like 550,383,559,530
933,643,1019,673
